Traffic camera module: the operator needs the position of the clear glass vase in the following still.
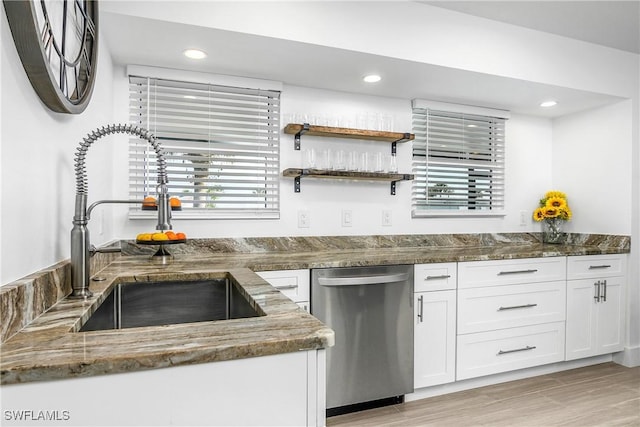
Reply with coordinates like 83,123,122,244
542,218,565,244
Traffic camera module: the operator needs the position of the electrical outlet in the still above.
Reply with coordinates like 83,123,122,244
342,210,353,227
519,210,528,226
298,210,310,228
382,210,392,227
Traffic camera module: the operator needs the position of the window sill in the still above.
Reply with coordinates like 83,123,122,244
129,210,280,221
412,210,506,219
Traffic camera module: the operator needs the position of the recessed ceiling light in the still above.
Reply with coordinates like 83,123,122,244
540,100,558,108
363,74,381,83
183,49,207,60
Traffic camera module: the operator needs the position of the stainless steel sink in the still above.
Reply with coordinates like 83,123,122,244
79,279,263,332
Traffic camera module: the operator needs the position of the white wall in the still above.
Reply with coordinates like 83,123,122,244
0,11,116,284
553,101,633,235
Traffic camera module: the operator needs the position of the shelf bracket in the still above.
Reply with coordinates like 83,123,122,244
294,176,301,192
294,123,310,150
391,142,397,155
391,181,397,195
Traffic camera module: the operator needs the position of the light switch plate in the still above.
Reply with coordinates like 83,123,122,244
342,210,353,227
382,210,392,227
298,210,310,228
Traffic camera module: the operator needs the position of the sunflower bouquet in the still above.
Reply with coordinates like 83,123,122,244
533,191,572,222
533,190,571,243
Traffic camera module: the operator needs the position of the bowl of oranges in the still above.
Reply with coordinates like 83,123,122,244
136,231,187,245
141,196,182,211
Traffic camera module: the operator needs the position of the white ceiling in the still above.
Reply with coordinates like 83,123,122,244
101,2,637,119
422,1,640,54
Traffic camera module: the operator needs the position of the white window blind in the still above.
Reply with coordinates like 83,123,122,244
129,76,280,219
412,103,507,217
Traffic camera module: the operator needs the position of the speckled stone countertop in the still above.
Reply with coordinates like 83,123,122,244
0,233,630,385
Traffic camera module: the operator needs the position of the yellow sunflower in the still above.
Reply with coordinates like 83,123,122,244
545,190,567,200
558,207,572,220
545,196,567,210
533,207,546,222
543,207,559,218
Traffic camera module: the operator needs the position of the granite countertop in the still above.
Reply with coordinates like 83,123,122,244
0,233,630,385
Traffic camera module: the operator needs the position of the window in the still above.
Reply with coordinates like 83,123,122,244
412,100,508,217
129,75,281,219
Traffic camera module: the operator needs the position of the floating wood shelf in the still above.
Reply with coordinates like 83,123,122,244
283,168,414,195
283,123,414,151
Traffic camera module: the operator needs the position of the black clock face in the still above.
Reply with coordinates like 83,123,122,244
3,0,98,114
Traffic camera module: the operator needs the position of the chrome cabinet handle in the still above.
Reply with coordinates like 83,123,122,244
274,284,298,290
602,279,607,302
497,269,538,276
417,295,424,323
589,264,612,270
594,281,601,302
498,303,538,311
497,345,536,355
425,274,451,280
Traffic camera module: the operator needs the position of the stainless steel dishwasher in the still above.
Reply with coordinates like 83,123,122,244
311,264,414,415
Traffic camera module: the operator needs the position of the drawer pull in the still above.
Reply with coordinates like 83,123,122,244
498,303,538,311
417,295,424,323
497,269,538,276
589,264,612,270
425,275,451,280
497,345,536,355
275,284,298,291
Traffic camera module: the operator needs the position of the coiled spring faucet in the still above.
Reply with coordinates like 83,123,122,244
70,124,171,298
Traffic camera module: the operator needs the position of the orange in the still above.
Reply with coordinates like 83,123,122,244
169,197,181,207
165,231,178,240
175,232,187,240
142,196,157,207
151,232,169,241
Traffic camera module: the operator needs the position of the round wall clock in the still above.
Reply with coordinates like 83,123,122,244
3,0,98,114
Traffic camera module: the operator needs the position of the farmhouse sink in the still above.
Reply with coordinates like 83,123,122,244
80,279,262,331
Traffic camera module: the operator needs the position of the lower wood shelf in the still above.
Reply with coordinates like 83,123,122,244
282,168,414,195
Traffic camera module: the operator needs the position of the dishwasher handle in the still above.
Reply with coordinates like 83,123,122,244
317,272,410,287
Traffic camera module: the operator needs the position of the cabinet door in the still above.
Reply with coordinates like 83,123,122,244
414,290,456,389
566,279,599,360
566,277,625,360
596,277,625,354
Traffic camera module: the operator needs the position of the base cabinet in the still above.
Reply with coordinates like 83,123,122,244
1,350,326,427
414,290,457,388
565,255,626,361
566,276,625,360
456,257,567,380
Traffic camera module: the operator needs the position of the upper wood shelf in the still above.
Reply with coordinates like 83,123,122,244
283,123,414,150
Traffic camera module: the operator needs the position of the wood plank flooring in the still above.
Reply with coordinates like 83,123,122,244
327,363,640,426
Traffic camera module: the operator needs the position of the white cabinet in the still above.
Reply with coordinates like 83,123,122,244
566,255,626,361
456,257,566,380
413,263,457,388
256,269,310,312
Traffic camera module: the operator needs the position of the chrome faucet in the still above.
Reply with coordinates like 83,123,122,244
70,124,172,298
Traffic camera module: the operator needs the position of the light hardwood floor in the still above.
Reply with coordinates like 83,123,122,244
328,363,640,426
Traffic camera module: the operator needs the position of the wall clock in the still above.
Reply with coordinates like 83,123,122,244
3,0,98,114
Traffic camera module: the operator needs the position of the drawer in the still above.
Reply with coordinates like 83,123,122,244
414,262,457,292
567,254,627,280
458,281,566,334
255,269,310,303
456,321,566,380
458,257,566,288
